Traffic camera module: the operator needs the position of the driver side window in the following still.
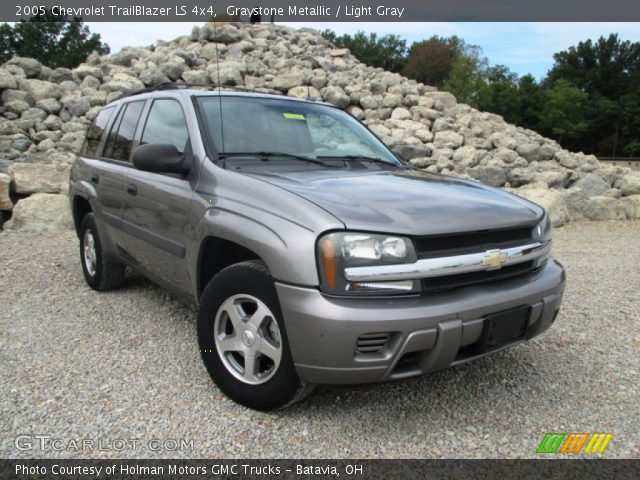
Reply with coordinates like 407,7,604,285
141,99,190,153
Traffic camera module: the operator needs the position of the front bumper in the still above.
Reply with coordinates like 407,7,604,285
276,259,565,384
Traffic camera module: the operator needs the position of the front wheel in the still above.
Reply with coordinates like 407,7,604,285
198,260,315,410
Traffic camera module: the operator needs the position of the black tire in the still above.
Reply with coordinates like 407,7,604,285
79,213,125,291
198,260,315,410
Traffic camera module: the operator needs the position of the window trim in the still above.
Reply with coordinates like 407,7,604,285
139,97,192,155
99,99,146,165
80,105,116,160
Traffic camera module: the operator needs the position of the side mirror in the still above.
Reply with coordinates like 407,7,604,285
392,150,407,163
132,144,190,175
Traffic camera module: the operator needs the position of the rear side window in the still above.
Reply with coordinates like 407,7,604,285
102,101,145,161
141,99,190,154
81,107,114,158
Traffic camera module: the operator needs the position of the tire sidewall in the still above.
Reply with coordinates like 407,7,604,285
198,262,301,410
79,213,105,290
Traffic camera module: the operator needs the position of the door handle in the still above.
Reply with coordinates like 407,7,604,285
126,183,138,196
90,174,99,185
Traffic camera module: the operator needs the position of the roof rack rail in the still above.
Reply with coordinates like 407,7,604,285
114,82,285,101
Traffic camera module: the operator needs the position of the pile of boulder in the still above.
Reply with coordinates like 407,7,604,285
1,23,639,232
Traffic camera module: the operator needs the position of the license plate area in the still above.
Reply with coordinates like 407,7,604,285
479,305,530,352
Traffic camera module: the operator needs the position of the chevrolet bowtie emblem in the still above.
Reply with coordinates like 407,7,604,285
482,250,508,269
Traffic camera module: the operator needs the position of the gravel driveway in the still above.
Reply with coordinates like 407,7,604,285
1,221,638,459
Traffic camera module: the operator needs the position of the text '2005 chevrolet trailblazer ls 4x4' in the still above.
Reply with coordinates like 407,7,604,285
69,86,565,410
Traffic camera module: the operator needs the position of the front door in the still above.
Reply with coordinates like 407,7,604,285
122,98,195,293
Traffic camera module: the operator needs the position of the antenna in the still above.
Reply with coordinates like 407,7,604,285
212,20,226,160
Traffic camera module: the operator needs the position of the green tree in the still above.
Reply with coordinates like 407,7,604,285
399,35,491,107
477,66,522,124
546,34,640,156
0,10,109,68
517,74,544,131
442,41,489,107
401,37,456,87
321,30,407,73
539,79,589,143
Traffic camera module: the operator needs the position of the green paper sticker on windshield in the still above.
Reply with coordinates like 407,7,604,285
283,112,306,120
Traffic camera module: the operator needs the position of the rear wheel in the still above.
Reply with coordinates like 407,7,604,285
198,260,315,410
79,213,125,291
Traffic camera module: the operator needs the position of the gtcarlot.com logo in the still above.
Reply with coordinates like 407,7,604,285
537,432,612,454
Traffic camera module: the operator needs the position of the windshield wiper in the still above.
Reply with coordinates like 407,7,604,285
317,155,399,166
219,151,326,166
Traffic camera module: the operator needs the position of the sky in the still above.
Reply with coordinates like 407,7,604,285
87,22,640,79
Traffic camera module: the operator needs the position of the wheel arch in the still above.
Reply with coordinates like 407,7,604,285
196,236,265,300
72,195,93,237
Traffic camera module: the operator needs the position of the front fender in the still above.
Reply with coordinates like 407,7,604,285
192,199,321,287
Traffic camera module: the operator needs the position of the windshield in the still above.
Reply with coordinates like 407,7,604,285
196,96,400,166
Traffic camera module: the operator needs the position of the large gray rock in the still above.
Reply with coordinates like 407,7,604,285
0,172,12,210
139,68,171,86
181,69,209,84
73,65,103,80
7,57,42,77
272,70,305,92
1,88,33,105
0,70,17,90
572,173,610,197
50,68,73,83
507,167,535,187
288,85,321,101
468,165,507,187
323,86,350,109
159,61,187,81
62,98,91,117
214,25,245,44
423,91,457,110
18,79,63,101
516,142,542,162
451,146,480,168
35,98,62,114
621,195,640,219
390,108,411,120
616,174,640,196
208,62,244,86
433,131,463,149
102,72,144,93
4,193,72,232
565,188,591,221
8,163,70,194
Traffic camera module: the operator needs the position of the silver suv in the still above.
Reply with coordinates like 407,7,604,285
69,86,565,410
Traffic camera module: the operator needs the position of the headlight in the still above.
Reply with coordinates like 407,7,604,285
533,214,552,243
317,232,420,295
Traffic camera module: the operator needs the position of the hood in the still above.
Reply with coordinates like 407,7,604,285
243,168,543,235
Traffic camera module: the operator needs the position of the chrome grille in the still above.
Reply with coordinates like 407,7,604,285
415,227,534,259
421,260,539,292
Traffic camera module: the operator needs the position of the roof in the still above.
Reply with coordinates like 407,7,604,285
111,82,327,106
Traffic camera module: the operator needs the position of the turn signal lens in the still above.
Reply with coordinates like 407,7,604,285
319,237,337,290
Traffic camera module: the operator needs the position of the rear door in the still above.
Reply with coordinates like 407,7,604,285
94,100,146,247
122,98,195,293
